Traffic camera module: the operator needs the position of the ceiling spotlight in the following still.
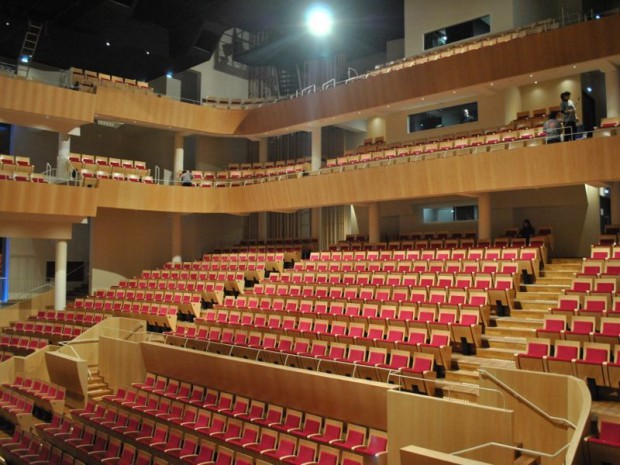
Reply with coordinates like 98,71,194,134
146,51,150,55
586,86,593,93
106,41,110,46
306,4,333,37
19,55,30,63
166,71,173,79
5,22,9,26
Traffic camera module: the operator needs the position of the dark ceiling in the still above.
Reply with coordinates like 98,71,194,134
0,0,404,81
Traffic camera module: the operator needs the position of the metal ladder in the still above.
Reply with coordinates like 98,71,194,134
16,21,43,78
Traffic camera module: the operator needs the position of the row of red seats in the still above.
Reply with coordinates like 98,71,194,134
537,315,620,345
143,262,265,278
308,246,540,262
516,340,620,390
0,427,75,465
5,322,85,341
117,277,230,292
166,321,451,374
195,304,482,348
30,309,106,326
0,335,47,355
276,267,519,285
3,377,65,418
99,379,387,458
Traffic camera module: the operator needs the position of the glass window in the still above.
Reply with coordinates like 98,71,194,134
423,206,478,223
424,15,490,50
408,102,478,133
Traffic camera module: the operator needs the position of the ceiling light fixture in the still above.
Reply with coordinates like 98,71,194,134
306,3,333,37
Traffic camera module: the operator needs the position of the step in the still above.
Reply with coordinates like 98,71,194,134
514,300,555,311
494,317,544,329
508,308,549,319
89,388,114,399
519,284,568,293
445,369,480,384
88,381,109,390
516,291,561,301
483,336,526,351
475,347,520,361
437,381,479,403
534,276,573,286
485,326,537,339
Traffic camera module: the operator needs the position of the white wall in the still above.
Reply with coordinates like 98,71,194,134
404,0,515,57
192,57,248,100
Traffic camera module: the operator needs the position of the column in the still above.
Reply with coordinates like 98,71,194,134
611,182,620,226
311,127,322,172
606,66,620,118
368,203,380,243
311,207,322,250
55,240,67,311
173,134,184,184
57,134,71,180
171,214,183,263
477,194,492,241
257,138,269,241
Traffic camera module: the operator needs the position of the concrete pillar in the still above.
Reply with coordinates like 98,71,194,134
311,127,322,172
171,214,183,263
477,194,492,241
605,66,620,118
257,138,269,241
55,240,67,311
57,134,71,180
174,134,184,183
311,207,322,249
368,203,380,243
611,182,620,225
258,138,269,163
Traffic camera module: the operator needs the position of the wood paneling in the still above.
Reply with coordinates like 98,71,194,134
400,446,490,465
387,390,514,465
0,182,97,217
236,15,620,134
94,86,248,135
94,137,620,215
140,342,390,430
0,76,94,132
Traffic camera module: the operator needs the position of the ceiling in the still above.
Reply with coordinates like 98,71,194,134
0,0,404,81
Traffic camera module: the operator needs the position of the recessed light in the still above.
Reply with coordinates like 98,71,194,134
529,74,533,77
490,83,494,86
534,81,538,84
146,51,150,55
572,65,576,69
106,41,110,46
452,91,456,94
5,22,9,26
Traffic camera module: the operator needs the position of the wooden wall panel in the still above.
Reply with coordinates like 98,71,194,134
140,342,390,430
387,390,514,465
0,182,98,217
236,14,620,134
0,75,94,132
95,137,620,215
94,87,248,135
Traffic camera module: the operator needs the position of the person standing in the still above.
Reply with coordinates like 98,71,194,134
180,170,193,186
543,111,562,144
560,91,577,141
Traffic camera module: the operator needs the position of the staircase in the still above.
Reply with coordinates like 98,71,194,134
87,365,113,401
277,64,300,97
16,21,43,77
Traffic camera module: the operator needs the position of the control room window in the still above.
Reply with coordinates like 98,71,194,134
424,15,490,50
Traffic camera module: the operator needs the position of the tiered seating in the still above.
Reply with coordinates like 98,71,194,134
71,67,152,94
585,416,620,464
3,376,66,420
0,426,70,465
0,334,47,356
38,375,386,465
322,124,547,172
189,158,312,187
0,154,45,183
68,152,152,185
4,319,85,345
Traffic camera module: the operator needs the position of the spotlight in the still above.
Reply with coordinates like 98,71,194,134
306,4,333,37
106,41,110,46
586,86,593,93
595,14,601,19
19,55,29,63
166,71,173,79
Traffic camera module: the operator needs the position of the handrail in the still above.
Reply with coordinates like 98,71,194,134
478,369,577,429
451,439,572,461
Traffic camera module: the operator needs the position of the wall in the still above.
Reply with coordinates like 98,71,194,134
12,126,60,169
491,185,600,257
512,0,558,27
192,57,248,100
385,91,511,144
520,75,582,120
194,134,252,171
90,208,174,291
404,0,515,57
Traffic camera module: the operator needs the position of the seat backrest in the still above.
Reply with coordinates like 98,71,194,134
599,420,620,443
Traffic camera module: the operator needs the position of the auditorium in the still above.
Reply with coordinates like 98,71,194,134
0,0,620,464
